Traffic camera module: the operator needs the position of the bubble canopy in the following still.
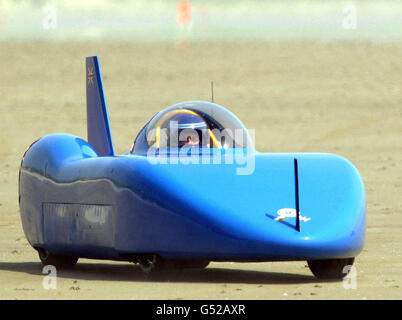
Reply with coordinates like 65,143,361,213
132,101,253,154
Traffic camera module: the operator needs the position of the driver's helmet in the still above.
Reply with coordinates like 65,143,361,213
131,101,252,154
162,113,210,148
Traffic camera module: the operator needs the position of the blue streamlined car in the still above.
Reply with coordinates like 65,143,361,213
18,57,366,279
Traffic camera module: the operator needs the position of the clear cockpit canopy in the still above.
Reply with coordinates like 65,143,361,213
132,101,253,153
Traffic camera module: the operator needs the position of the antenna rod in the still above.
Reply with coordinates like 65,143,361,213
211,81,214,103
294,158,301,232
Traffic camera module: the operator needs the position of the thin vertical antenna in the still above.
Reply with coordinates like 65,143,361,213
211,81,214,103
294,158,301,232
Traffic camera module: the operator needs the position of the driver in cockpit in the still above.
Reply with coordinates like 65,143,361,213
164,113,211,149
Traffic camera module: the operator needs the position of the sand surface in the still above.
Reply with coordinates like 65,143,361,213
0,42,401,299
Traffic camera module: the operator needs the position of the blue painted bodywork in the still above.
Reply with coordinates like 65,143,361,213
86,56,114,157
18,57,366,263
19,134,365,261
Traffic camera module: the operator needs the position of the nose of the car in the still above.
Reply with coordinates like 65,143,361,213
123,151,365,260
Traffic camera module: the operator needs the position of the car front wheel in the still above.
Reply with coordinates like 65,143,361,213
307,258,355,279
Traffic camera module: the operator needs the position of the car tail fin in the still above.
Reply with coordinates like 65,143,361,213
86,56,114,156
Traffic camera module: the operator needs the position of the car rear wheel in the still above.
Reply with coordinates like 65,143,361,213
138,254,178,277
37,248,78,269
137,255,210,278
307,258,355,279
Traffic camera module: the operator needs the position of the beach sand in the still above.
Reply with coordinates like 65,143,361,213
0,42,401,299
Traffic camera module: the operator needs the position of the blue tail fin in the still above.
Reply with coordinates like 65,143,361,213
86,56,114,156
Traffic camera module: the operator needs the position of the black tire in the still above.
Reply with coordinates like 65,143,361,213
307,258,355,279
37,248,78,269
138,254,177,277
